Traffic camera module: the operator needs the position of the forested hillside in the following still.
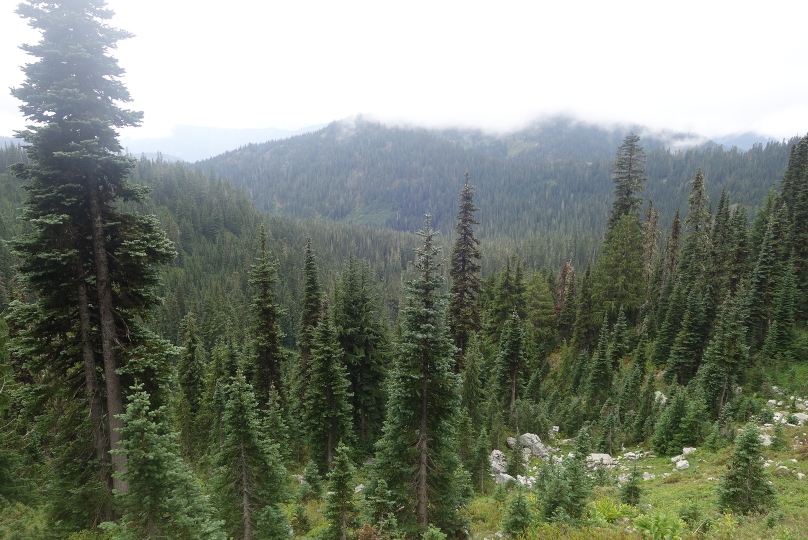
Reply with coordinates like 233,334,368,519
3,2,808,540
198,117,795,239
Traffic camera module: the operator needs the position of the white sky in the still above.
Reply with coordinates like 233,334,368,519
2,0,808,141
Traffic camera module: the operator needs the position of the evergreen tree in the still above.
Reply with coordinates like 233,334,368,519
585,321,614,411
665,285,708,385
460,334,485,426
247,224,285,405
495,310,527,415
369,216,467,534
298,237,322,382
593,213,645,318
525,271,559,362
486,258,527,346
620,462,642,506
760,261,796,363
176,312,207,459
323,443,357,540
212,371,289,540
717,423,776,515
8,0,175,503
780,135,808,322
570,265,596,351
333,255,389,449
556,262,577,343
651,388,687,456
448,171,483,361
642,200,661,296
304,303,353,471
697,288,750,417
501,488,533,538
607,134,647,230
104,387,225,540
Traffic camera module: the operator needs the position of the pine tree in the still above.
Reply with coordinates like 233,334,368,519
247,224,285,406
104,387,225,540
717,423,776,515
304,303,353,471
333,255,389,450
212,371,289,540
323,443,357,540
369,216,467,534
448,171,483,361
8,0,175,504
608,134,647,230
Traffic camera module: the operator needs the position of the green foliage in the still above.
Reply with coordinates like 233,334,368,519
717,423,776,515
103,386,224,539
304,306,352,472
501,488,533,538
620,462,642,506
632,511,684,540
211,371,289,540
368,218,468,535
495,311,527,415
592,213,645,317
322,443,357,540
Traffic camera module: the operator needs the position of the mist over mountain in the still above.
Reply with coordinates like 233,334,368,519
120,123,327,162
196,116,793,242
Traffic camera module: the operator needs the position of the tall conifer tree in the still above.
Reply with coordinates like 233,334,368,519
369,216,467,535
607,134,647,230
448,171,483,362
8,0,175,503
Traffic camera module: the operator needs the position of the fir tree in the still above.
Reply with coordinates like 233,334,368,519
448,171,483,361
593,213,645,318
780,135,808,322
298,237,322,384
8,0,175,504
717,423,776,515
620,461,642,506
460,335,485,426
571,265,596,351
176,312,207,459
212,371,289,540
585,321,614,410
495,310,527,415
304,303,353,471
105,386,225,540
608,134,647,230
323,443,357,540
556,262,577,343
501,488,533,538
247,224,285,405
333,255,389,449
369,216,467,534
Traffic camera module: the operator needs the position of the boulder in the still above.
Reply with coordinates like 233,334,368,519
519,433,549,458
760,433,772,446
793,412,808,425
505,437,518,449
682,447,696,456
490,449,507,473
494,472,515,484
675,459,690,470
642,472,655,481
587,453,613,466
798,473,805,480
670,455,683,463
354,484,365,493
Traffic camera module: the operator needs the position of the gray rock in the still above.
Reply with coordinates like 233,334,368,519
760,434,772,446
519,433,549,458
670,455,683,463
642,472,655,481
587,453,613,466
682,447,696,456
490,449,507,473
354,484,365,493
675,459,690,470
494,472,515,484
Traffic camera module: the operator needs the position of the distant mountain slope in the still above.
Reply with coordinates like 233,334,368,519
121,123,327,162
198,117,795,240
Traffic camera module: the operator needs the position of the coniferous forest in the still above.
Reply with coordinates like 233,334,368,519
3,2,808,540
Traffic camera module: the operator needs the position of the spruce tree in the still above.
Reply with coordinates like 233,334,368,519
460,334,485,426
176,312,207,459
717,423,776,515
212,371,289,540
323,443,357,540
501,488,533,538
780,135,808,322
448,171,483,361
593,213,646,318
369,216,467,534
304,303,353,471
556,262,577,343
570,265,596,351
8,0,175,504
104,387,225,540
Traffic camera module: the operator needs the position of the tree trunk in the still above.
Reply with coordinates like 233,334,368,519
76,276,113,512
417,368,429,529
242,445,251,540
88,186,128,494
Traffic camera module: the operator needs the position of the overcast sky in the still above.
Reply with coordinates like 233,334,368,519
2,0,807,141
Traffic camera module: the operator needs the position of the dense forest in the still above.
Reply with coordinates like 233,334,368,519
2,2,808,540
